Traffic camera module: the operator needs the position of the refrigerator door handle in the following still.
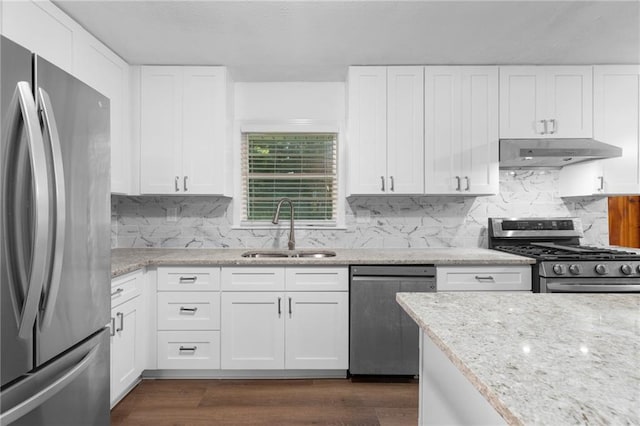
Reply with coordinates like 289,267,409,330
0,343,98,425
1,82,51,339
37,88,66,328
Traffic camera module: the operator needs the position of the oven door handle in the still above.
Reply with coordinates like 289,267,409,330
546,282,640,293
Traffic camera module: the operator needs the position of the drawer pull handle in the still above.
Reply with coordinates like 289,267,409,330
179,307,198,314
179,276,198,283
278,297,282,316
111,288,123,297
179,346,197,352
475,275,495,281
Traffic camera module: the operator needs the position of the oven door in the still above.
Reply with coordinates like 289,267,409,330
541,277,640,293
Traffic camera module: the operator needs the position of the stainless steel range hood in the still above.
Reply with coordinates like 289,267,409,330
499,138,622,169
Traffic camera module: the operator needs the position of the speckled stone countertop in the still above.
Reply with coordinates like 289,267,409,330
111,247,534,278
396,292,640,425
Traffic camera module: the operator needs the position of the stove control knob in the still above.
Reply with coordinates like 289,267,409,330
595,264,609,275
568,264,582,275
553,264,567,275
620,264,633,275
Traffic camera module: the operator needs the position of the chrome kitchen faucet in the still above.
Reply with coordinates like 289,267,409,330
272,198,295,250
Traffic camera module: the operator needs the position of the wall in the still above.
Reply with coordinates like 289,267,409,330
112,170,609,249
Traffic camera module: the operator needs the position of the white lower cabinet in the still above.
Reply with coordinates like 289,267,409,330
221,292,285,369
156,267,221,370
437,265,532,291
220,267,349,370
110,270,146,407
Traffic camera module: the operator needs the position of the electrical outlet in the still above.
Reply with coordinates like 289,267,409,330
166,207,178,222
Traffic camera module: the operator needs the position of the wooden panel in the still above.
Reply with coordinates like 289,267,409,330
609,196,640,248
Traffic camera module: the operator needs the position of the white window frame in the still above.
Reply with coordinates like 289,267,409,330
232,120,346,229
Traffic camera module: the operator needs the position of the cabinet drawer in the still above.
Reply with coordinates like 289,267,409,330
157,292,220,330
111,270,143,308
157,331,220,369
221,267,285,291
157,267,220,291
437,266,531,291
285,267,348,291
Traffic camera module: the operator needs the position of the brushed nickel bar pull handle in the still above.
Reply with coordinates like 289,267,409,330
549,119,557,134
390,176,394,192
598,176,604,191
278,297,282,316
175,176,180,192
380,176,385,192
179,307,198,313
288,297,292,316
179,346,197,352
116,312,124,332
455,176,461,191
111,288,124,297
475,275,495,281
465,176,470,191
110,317,116,336
179,276,198,283
184,176,188,191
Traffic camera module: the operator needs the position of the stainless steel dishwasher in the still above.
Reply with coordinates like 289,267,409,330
349,265,436,376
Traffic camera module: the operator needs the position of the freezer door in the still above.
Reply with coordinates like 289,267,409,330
1,36,36,387
34,56,111,365
0,329,110,426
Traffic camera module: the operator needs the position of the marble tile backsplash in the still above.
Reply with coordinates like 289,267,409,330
111,170,609,249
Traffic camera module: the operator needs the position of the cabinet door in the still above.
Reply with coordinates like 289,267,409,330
425,67,461,194
182,67,227,194
545,66,593,138
140,66,183,194
73,33,131,194
499,67,546,138
347,67,388,194
461,67,499,195
285,292,348,370
220,292,285,369
595,66,640,194
387,66,424,194
110,296,142,406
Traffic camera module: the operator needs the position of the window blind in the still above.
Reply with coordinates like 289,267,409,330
241,133,338,224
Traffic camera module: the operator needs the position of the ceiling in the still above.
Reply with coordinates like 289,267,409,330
53,0,640,82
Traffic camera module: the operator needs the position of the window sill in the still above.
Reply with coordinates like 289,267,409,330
232,224,347,231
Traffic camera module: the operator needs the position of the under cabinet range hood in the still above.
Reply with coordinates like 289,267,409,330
499,138,623,169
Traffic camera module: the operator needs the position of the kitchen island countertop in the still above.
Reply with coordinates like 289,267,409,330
111,247,534,278
396,292,640,425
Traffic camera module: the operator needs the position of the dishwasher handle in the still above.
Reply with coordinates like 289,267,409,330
351,276,436,282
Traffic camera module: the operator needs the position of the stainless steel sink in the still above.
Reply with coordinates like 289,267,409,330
241,250,336,258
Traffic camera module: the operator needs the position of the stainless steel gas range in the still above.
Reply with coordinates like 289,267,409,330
488,217,640,293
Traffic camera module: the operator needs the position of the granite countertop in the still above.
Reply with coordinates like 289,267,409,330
396,292,640,425
111,247,535,277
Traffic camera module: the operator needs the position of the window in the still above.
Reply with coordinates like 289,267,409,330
241,132,338,226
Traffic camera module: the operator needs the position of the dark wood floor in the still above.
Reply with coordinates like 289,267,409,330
111,378,418,425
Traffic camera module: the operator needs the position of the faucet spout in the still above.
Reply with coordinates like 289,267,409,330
272,198,295,250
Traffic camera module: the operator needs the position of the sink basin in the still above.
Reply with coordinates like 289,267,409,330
241,250,336,258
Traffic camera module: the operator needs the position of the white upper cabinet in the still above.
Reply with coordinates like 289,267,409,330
1,1,74,73
140,66,230,195
499,66,593,139
348,66,424,195
560,66,640,196
425,66,498,195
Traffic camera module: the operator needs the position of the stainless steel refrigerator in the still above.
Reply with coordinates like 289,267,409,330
1,35,110,425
